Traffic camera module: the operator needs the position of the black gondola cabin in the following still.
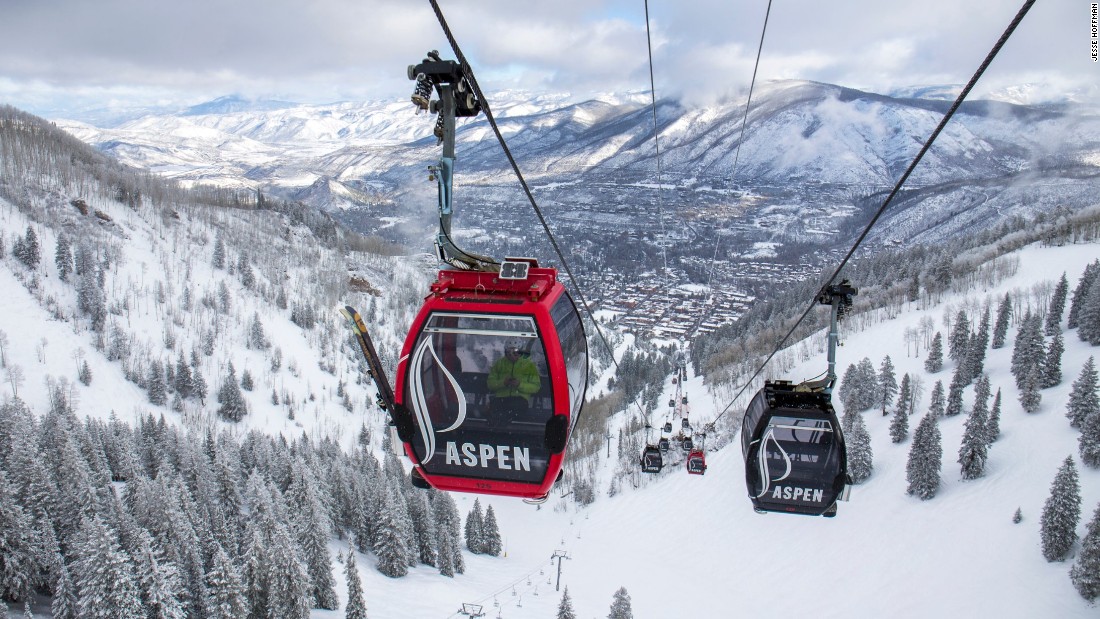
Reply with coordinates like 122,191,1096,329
741,381,848,516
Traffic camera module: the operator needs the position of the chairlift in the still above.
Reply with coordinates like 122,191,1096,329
663,421,673,433
682,436,693,451
681,418,691,430
658,437,670,452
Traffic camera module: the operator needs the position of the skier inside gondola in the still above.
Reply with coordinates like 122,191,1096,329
487,339,541,429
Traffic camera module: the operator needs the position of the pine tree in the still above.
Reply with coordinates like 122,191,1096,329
1013,508,1023,524
1068,260,1100,329
928,380,945,418
1046,272,1070,335
948,310,971,362
1070,501,1100,601
1041,331,1064,389
206,543,247,619
1019,363,1042,414
889,378,910,444
73,515,144,619
52,560,78,619
481,504,503,556
963,309,991,383
958,389,990,480
992,293,1012,349
857,357,880,411
79,360,93,386
608,586,633,619
987,388,1002,445
217,362,247,422
944,366,966,417
1011,312,1044,389
238,253,255,290
1041,457,1082,562
839,363,860,413
374,484,411,577
1066,357,1099,429
131,529,186,619
240,369,254,392
174,353,193,399
465,498,485,554
1080,404,1100,468
557,586,577,619
906,414,942,500
1079,282,1100,345
248,312,267,350
212,233,226,270
431,490,464,576
406,489,437,567
0,470,35,602
15,226,40,270
847,412,873,484
925,332,944,373
147,359,167,406
344,552,368,619
878,355,898,415
286,463,339,609
55,233,73,282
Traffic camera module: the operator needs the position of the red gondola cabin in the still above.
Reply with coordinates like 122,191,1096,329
394,261,588,500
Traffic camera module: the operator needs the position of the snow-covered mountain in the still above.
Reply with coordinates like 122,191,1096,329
54,81,1100,282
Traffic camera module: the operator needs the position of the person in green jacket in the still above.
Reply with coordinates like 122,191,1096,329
487,340,541,427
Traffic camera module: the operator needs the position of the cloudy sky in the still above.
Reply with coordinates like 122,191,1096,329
0,0,1094,120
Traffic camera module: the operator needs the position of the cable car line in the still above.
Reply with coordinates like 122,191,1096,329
643,0,668,272
705,0,1037,432
706,0,773,294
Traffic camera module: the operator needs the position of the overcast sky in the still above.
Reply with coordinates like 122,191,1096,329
0,0,1094,120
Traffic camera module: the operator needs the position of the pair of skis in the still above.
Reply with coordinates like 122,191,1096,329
337,305,414,443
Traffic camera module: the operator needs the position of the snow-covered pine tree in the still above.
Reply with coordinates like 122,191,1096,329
889,385,910,444
1078,282,1100,345
948,310,971,362
1013,508,1023,524
906,414,942,500
1070,501,1100,601
608,586,633,619
0,469,35,602
1068,260,1099,329
857,357,880,411
217,362,247,422
929,380,945,418
1011,312,1044,389
963,309,991,383
79,359,92,386
344,552,368,619
212,233,226,270
431,490,464,575
73,514,144,619
1019,363,1042,414
240,369,254,392
896,374,912,415
958,386,990,480
147,359,167,406
131,529,185,619
1067,357,1099,429
1041,331,1064,389
403,486,436,567
992,293,1012,349
847,412,873,483
174,353,193,400
1040,456,1082,562
374,484,411,577
557,586,577,619
879,355,898,415
944,366,966,417
482,504,503,557
839,363,860,413
238,253,255,290
925,332,944,373
1046,272,1069,336
465,498,485,554
205,543,247,619
52,560,78,619
1080,403,1100,468
286,462,338,610
987,388,1002,445
55,233,73,282
14,226,40,270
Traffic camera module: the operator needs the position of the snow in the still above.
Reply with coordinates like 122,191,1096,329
3,181,1100,617
332,241,1100,619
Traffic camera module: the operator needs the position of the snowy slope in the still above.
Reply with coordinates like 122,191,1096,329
313,241,1100,619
